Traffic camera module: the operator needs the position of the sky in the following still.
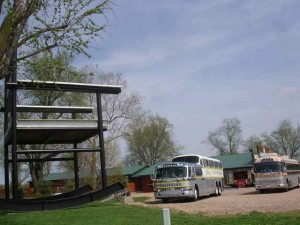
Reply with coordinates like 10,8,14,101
73,0,300,157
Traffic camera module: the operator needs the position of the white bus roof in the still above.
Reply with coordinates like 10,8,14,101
255,153,299,164
173,154,221,163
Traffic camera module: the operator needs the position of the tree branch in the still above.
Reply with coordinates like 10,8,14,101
18,24,69,47
17,43,58,61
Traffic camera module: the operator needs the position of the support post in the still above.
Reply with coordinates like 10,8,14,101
73,112,80,189
4,145,9,199
9,50,19,200
4,75,9,199
96,92,107,188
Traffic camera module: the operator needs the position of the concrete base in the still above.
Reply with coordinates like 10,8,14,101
119,195,134,204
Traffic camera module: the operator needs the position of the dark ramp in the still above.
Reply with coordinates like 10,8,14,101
0,183,124,212
20,185,93,202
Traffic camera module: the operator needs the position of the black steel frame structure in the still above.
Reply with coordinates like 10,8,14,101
2,59,121,201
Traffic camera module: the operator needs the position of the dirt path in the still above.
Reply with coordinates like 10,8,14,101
130,187,300,215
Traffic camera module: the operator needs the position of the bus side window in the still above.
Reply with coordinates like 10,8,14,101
205,160,209,167
282,163,287,172
200,159,204,167
195,167,202,176
214,161,218,168
190,167,196,177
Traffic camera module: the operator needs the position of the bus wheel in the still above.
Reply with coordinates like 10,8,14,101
214,185,219,196
192,186,198,201
298,178,300,188
217,184,222,196
162,199,169,203
284,179,289,192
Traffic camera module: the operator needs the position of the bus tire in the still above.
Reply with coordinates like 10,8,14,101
192,186,199,201
162,199,169,203
217,183,222,196
284,179,289,192
298,177,300,188
214,184,219,196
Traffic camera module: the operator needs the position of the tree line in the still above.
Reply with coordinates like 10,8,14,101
206,117,300,159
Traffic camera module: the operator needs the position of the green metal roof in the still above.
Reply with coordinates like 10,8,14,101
131,161,169,177
106,165,146,176
211,153,253,169
44,172,74,181
124,165,147,175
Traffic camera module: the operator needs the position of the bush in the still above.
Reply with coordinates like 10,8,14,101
36,180,52,197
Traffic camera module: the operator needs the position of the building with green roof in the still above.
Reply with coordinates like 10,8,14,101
130,161,168,192
42,165,147,194
212,152,254,187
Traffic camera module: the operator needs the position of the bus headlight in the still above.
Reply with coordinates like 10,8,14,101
256,181,261,184
276,179,283,183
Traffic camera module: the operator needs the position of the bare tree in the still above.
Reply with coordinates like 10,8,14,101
242,135,263,153
206,117,242,155
0,0,113,80
81,65,143,165
262,120,300,159
60,66,143,188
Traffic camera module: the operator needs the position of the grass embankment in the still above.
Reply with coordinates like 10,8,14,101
0,199,299,225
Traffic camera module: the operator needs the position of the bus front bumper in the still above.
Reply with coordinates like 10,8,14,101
255,183,288,190
154,188,194,200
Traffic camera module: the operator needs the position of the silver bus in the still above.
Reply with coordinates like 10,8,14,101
153,154,223,202
254,153,300,193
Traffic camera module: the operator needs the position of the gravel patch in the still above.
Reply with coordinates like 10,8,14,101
130,187,300,215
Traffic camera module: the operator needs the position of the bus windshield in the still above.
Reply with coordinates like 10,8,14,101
254,162,282,174
172,156,199,164
155,167,187,179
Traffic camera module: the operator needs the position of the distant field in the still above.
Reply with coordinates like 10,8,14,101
1,199,299,225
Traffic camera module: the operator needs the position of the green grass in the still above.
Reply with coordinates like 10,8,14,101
132,196,151,202
0,200,299,225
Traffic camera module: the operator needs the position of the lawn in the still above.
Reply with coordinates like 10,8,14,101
0,199,299,225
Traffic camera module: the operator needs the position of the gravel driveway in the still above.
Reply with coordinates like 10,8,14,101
131,187,300,215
